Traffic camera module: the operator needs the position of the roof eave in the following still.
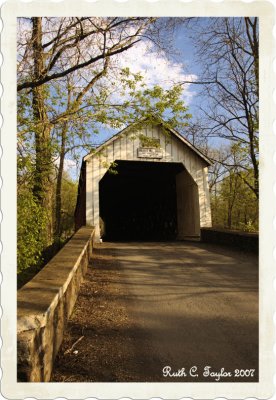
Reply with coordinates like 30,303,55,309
84,117,212,166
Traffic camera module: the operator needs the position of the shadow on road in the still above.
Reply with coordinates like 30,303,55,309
51,241,258,382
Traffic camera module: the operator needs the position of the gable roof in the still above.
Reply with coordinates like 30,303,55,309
84,117,212,166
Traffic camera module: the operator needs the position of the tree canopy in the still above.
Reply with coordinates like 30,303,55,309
17,16,259,275
17,16,192,272
181,17,259,198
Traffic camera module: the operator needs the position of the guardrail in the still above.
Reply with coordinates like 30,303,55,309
201,227,258,253
17,226,95,382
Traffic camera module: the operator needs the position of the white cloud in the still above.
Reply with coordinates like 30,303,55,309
63,158,77,172
117,40,197,104
54,157,77,175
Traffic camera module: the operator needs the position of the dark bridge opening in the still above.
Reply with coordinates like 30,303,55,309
99,160,184,241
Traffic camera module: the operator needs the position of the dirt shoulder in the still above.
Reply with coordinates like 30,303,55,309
51,243,161,382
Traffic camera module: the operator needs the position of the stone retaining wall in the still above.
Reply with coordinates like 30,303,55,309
201,227,258,253
17,226,95,382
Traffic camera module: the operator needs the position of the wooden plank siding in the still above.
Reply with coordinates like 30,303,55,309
82,122,212,240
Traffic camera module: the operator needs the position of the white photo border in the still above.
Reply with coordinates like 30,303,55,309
1,0,275,398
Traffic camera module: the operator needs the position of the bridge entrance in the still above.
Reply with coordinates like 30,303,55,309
75,118,212,240
99,160,200,241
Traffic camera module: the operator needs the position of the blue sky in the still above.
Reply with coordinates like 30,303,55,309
87,24,200,143
64,21,205,179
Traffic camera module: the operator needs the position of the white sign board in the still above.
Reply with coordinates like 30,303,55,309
137,147,163,159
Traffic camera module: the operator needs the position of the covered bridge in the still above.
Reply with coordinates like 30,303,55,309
75,117,212,241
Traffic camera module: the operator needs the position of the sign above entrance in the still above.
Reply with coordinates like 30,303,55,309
137,147,163,159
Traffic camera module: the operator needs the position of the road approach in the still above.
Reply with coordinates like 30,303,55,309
52,241,258,382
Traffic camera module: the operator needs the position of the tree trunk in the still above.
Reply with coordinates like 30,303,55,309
244,17,259,95
32,17,53,245
227,208,232,229
54,124,67,241
244,17,259,199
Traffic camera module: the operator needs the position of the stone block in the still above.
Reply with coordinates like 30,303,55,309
17,226,95,382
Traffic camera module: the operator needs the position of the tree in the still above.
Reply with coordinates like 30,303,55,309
44,68,191,241
17,17,192,265
211,169,258,231
18,17,158,243
55,171,78,240
17,158,48,272
181,17,259,198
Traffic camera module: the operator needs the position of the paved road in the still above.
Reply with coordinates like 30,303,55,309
113,241,258,381
52,241,258,382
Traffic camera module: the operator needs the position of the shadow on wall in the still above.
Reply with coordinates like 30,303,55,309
201,228,258,253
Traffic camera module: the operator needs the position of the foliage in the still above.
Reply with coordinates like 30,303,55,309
17,190,48,272
208,143,258,232
58,173,78,239
210,169,258,232
239,220,257,233
100,161,118,175
17,17,193,273
16,16,260,277
138,134,160,148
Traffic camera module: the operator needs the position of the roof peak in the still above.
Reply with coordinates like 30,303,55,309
84,117,211,166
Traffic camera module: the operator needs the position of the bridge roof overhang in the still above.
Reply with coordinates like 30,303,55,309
83,116,212,166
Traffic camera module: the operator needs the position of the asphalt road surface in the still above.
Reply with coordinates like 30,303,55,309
52,241,258,382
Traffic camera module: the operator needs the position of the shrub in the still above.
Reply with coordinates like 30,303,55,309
17,190,48,273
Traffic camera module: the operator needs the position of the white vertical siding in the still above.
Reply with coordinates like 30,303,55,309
92,157,99,227
107,141,113,165
194,169,206,226
113,137,121,161
164,131,172,159
158,126,166,152
171,136,178,162
152,126,159,140
86,159,93,225
85,123,212,238
132,134,140,160
120,135,127,160
126,132,133,160
202,167,212,227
